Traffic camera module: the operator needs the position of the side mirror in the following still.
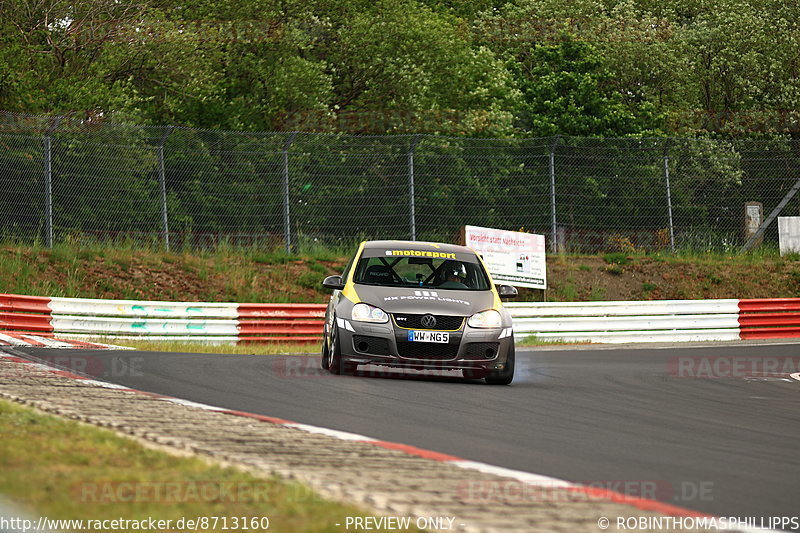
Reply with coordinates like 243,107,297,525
497,284,518,299
322,275,345,290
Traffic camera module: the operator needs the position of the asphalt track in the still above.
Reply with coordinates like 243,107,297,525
11,342,800,524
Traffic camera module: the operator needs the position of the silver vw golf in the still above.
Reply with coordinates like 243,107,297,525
321,240,518,384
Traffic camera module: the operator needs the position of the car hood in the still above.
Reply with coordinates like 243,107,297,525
353,284,496,316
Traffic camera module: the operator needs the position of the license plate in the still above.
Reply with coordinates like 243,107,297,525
407,331,449,343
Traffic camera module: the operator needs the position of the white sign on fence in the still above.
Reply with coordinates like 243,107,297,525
778,217,800,256
464,225,547,289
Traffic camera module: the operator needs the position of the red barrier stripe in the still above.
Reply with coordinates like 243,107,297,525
238,320,323,331
239,327,324,336
738,299,800,339
238,327,323,335
239,310,326,318
740,327,800,339
738,298,800,312
739,313,800,327
0,293,52,314
238,319,324,326
0,312,54,332
238,303,326,319
240,303,326,310
0,330,55,338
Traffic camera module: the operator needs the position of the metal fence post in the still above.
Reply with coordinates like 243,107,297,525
663,139,675,252
740,174,800,253
282,132,298,253
43,116,62,248
549,135,562,254
408,134,421,241
157,126,174,251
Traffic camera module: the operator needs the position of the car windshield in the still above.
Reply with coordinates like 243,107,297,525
353,254,491,290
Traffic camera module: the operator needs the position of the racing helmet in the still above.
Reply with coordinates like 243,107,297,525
445,262,468,281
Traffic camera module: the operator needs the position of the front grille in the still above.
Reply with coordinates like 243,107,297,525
397,341,460,360
465,342,500,359
352,335,391,356
393,314,464,331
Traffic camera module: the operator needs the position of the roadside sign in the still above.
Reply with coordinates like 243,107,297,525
463,225,547,289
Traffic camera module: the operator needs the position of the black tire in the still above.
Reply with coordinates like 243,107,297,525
328,324,356,375
320,324,331,370
485,337,515,385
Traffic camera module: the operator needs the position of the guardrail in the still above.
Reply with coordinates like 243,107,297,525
0,294,326,344
506,298,800,343
2,293,799,345
738,298,800,340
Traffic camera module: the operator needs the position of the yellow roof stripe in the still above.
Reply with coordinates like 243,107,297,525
341,241,365,303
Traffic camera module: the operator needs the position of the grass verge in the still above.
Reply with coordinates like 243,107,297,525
115,340,320,356
517,335,581,347
0,398,421,533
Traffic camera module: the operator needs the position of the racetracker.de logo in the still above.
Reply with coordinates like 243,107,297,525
271,357,462,379
3,354,144,379
74,481,317,504
667,356,800,378
455,480,713,503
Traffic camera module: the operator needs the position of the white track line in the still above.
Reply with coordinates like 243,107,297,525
284,423,379,442
163,398,228,411
450,460,571,487
0,330,133,350
81,379,137,390
23,335,77,348
0,333,32,347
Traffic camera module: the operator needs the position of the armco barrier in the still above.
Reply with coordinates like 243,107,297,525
505,300,742,343
0,294,326,344
738,298,800,340
507,298,800,343
1,293,799,345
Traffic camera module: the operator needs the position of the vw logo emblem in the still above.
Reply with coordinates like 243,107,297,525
420,314,437,329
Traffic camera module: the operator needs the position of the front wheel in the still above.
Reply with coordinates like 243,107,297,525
485,337,515,385
320,324,331,370
328,324,356,376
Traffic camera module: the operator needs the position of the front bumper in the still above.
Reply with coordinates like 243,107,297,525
334,317,513,371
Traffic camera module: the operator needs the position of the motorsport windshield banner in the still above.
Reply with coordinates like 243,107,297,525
464,225,547,290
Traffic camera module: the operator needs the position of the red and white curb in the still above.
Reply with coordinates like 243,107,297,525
0,352,778,533
0,331,131,350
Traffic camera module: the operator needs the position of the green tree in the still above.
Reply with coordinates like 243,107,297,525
315,0,519,135
510,34,664,136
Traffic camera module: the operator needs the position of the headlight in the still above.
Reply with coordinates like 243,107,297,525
351,303,389,323
468,309,502,328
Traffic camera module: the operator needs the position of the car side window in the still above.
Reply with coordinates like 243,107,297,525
340,254,355,283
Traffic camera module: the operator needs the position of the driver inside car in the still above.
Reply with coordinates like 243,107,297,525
439,262,469,289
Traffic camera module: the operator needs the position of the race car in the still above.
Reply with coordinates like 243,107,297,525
320,240,518,384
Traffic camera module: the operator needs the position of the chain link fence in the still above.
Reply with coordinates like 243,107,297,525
1,111,799,253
